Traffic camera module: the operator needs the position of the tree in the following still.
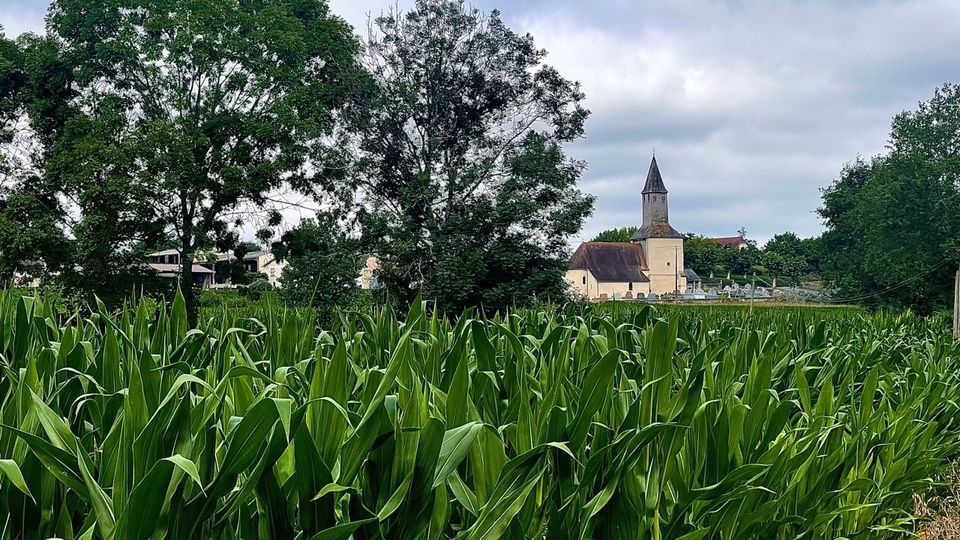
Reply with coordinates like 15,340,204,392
762,232,808,284
800,235,824,274
0,31,75,285
819,84,960,312
355,0,593,312
47,0,367,320
763,232,804,260
683,235,724,277
273,215,363,316
819,160,874,298
592,227,637,243
0,27,21,149
725,243,761,277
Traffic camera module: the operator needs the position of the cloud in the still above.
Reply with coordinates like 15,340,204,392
486,0,960,243
4,0,960,246
0,2,46,38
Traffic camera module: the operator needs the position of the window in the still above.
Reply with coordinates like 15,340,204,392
582,276,586,285
628,282,633,291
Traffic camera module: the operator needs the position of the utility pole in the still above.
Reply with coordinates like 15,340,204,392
674,247,679,295
954,269,959,339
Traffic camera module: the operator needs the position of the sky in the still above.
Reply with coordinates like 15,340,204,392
4,0,960,245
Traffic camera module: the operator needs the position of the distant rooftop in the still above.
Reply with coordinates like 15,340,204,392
711,236,748,248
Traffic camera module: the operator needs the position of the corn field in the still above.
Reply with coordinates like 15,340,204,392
1,293,959,539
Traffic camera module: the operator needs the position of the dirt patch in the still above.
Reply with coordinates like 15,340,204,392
917,463,960,539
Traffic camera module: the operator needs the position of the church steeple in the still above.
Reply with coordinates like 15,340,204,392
642,156,668,194
632,155,683,241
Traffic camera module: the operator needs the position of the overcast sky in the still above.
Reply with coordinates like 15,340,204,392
4,0,959,245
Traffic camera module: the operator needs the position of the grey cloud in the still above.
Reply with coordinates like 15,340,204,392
499,0,960,243
3,0,958,245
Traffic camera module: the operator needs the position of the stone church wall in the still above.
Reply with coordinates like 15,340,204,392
564,269,651,300
643,237,687,295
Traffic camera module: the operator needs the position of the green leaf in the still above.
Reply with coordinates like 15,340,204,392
434,422,484,488
113,459,178,540
307,518,378,540
0,459,33,501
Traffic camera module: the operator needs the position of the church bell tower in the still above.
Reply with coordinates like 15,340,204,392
640,156,669,227
631,156,686,294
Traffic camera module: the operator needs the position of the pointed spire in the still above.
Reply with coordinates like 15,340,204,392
642,156,668,194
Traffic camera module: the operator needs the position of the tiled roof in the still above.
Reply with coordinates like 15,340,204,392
631,223,684,240
712,236,747,248
570,242,650,283
684,268,701,282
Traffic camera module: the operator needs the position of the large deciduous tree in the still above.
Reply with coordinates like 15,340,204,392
761,232,809,284
48,0,367,319
820,84,960,313
682,235,725,277
0,31,74,284
0,28,20,145
355,0,594,312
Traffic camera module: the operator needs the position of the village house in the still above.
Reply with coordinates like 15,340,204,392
711,235,749,249
147,249,286,289
360,255,380,290
566,156,691,300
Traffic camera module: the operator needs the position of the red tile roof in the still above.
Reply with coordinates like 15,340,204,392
712,236,748,248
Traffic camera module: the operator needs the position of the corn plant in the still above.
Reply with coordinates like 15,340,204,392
1,291,959,539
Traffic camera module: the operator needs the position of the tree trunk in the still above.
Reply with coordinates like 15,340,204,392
180,242,197,328
954,269,959,339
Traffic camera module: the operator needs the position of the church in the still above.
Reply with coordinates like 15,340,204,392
566,156,691,300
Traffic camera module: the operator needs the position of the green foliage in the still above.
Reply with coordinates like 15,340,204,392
45,0,368,319
356,0,594,313
820,84,960,313
682,235,725,276
274,216,363,314
682,234,762,278
0,27,22,149
0,293,958,538
591,226,637,242
760,232,810,282
0,33,74,285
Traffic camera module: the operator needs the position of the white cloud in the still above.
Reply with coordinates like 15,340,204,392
1,2,46,37
3,0,960,244
494,0,960,241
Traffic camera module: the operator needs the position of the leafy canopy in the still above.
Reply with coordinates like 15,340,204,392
355,0,594,312
819,83,960,312
591,227,637,243
47,0,367,317
273,214,364,314
0,31,74,285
